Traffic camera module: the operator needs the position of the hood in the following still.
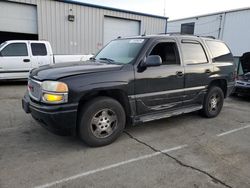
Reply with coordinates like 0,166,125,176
239,52,250,80
30,61,123,80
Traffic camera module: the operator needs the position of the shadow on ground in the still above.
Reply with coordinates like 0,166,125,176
0,80,27,86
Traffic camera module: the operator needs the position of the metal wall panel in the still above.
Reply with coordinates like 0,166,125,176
7,0,167,54
222,10,250,56
168,9,250,57
168,15,222,39
103,16,140,45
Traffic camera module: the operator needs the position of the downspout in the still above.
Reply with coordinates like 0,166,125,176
218,14,223,39
218,13,226,39
165,17,168,34
220,12,226,40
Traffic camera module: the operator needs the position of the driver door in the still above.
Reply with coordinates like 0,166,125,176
134,40,185,115
0,42,31,79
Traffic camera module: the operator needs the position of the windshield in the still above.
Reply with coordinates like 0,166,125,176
95,39,147,64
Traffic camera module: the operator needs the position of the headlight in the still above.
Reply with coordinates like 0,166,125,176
41,81,68,103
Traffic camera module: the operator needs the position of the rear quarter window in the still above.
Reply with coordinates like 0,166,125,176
205,41,233,62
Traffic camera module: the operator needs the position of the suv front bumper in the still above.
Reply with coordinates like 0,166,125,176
22,92,78,135
233,81,250,96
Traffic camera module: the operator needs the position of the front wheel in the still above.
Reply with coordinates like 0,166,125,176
78,97,126,147
201,86,224,118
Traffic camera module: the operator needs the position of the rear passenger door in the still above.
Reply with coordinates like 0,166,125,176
179,39,213,107
135,39,185,115
30,42,49,68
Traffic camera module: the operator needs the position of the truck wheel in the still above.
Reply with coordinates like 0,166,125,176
201,86,224,118
78,97,125,147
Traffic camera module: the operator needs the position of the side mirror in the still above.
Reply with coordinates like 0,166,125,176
143,55,162,67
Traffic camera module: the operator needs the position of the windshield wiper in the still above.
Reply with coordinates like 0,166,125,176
98,57,115,64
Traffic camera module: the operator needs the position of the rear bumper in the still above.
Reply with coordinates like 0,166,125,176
22,92,78,135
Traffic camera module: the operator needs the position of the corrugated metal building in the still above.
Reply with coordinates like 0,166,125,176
0,0,168,54
167,7,250,57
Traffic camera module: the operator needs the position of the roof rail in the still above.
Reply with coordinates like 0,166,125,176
157,32,195,36
199,36,216,39
156,33,217,39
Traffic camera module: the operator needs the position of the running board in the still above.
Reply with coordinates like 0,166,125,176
133,105,203,124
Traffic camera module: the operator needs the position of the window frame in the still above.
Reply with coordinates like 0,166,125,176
0,42,28,57
147,40,181,66
180,39,209,65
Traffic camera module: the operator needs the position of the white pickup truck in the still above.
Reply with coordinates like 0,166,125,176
0,40,93,80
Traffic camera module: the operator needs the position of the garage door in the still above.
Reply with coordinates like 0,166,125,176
104,17,140,45
0,1,38,34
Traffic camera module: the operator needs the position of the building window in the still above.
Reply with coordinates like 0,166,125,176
181,22,195,34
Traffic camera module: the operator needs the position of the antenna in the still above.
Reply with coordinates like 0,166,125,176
163,0,166,16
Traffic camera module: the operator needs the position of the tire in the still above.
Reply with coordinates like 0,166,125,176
201,86,224,118
78,96,126,147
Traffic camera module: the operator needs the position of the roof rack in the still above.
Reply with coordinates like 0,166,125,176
156,32,217,39
200,36,216,39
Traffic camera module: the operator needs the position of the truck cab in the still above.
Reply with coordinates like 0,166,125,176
0,40,93,80
0,40,53,80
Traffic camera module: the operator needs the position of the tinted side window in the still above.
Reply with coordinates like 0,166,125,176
1,43,28,57
206,41,233,62
31,43,47,56
181,42,207,64
150,42,180,65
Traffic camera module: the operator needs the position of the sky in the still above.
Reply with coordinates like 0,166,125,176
74,0,250,20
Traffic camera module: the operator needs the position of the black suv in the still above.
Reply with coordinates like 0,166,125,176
22,34,235,147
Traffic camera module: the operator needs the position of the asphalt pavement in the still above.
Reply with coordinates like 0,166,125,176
0,82,250,188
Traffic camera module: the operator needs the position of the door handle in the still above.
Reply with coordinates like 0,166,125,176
205,69,211,74
23,59,30,63
176,71,184,77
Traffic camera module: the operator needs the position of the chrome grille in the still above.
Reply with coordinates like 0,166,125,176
28,78,42,101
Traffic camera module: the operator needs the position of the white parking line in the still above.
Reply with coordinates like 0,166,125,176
217,125,250,137
35,145,187,188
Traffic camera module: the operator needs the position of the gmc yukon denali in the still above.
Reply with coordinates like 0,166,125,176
22,34,235,147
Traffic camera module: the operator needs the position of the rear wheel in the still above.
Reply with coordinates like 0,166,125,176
201,86,224,118
78,97,125,147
